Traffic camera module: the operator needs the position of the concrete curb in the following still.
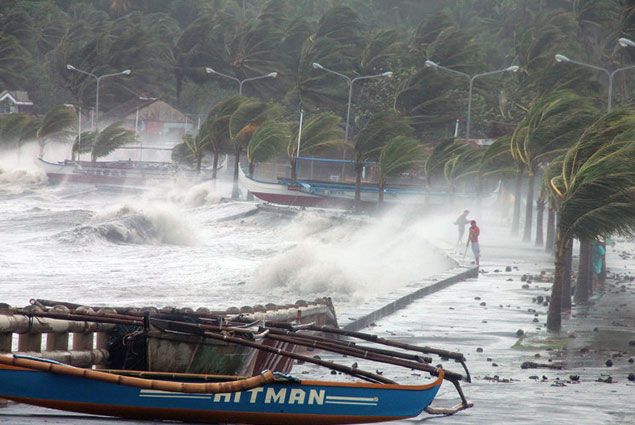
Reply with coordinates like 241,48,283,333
343,266,479,331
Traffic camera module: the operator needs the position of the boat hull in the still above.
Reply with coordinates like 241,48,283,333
36,158,218,186
0,363,442,425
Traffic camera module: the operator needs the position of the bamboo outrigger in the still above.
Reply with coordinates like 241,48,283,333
0,300,472,423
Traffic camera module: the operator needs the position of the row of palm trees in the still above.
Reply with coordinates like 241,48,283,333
0,107,135,162
172,95,427,204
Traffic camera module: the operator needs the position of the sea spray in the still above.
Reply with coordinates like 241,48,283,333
251,208,451,304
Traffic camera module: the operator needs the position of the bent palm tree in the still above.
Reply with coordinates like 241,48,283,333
377,136,426,204
353,111,413,206
36,105,77,157
546,109,635,332
90,122,136,161
247,121,290,177
511,90,599,242
287,112,345,180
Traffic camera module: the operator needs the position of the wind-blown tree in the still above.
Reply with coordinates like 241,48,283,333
377,136,425,204
209,96,282,198
353,111,413,205
171,133,208,173
395,13,484,137
71,131,96,160
89,122,136,161
286,112,344,180
36,105,77,157
246,121,290,177
546,110,635,332
0,114,36,150
443,143,484,204
478,136,516,211
510,90,600,242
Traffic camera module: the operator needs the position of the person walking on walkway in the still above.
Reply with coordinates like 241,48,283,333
454,210,470,244
468,220,480,266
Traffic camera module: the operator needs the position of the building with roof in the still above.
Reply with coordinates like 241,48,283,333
101,98,196,147
0,91,34,115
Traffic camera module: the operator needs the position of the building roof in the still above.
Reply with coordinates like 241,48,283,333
0,90,33,106
101,97,158,122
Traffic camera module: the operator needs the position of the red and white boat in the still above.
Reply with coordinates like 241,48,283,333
37,157,222,186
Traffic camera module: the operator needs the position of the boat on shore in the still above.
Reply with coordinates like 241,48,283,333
0,298,338,376
0,310,472,424
239,167,497,209
36,156,225,186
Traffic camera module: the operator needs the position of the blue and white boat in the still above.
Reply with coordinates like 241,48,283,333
0,354,457,425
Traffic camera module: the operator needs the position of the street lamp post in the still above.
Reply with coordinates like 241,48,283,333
312,63,393,141
424,60,519,141
66,65,131,136
205,68,277,95
555,38,635,111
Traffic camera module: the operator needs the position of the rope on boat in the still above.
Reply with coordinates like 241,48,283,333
0,355,275,394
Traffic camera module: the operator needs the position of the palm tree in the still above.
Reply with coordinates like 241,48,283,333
71,131,96,160
0,33,29,89
546,110,635,332
246,121,290,177
208,96,282,198
377,136,425,204
443,143,483,204
510,90,600,242
90,122,136,161
353,111,413,206
36,105,77,157
286,112,344,180
172,133,208,173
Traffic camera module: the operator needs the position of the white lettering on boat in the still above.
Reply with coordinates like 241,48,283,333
308,389,326,405
213,393,231,402
247,387,263,403
264,388,287,404
287,388,305,404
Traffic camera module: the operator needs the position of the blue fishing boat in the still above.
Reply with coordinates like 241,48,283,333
0,355,451,425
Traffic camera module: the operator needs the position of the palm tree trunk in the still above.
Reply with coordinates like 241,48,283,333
562,238,573,312
232,149,241,199
545,198,556,253
522,172,535,242
547,230,569,332
574,239,592,305
511,169,524,235
535,197,545,246
378,175,385,204
196,154,202,174
211,152,219,180
248,161,255,178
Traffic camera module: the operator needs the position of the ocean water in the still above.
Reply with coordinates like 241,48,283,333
0,159,451,313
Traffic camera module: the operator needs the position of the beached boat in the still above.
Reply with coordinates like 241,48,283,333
0,354,448,425
240,167,497,209
36,156,225,186
1,298,338,376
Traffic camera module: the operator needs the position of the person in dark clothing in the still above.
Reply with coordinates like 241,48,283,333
454,210,470,244
468,220,480,266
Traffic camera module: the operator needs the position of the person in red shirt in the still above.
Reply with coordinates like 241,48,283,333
468,220,480,266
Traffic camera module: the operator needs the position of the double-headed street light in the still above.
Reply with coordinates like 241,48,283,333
66,65,131,134
425,60,519,141
205,68,277,96
312,63,393,141
555,38,635,111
